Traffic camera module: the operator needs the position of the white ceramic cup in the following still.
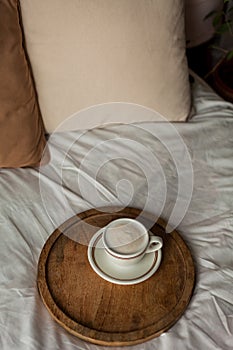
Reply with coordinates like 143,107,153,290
102,218,163,267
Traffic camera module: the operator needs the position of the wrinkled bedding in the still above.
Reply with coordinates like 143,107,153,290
0,75,233,350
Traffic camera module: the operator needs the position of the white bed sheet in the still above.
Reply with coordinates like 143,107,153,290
0,76,233,350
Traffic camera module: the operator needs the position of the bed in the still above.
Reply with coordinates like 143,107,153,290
1,1,233,349
0,72,233,349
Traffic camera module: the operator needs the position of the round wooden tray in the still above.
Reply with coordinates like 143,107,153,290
37,207,195,347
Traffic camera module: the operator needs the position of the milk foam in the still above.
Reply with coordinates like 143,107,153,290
105,221,147,255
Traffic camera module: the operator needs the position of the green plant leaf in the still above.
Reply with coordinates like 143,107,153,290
226,50,233,60
213,12,224,27
216,21,233,34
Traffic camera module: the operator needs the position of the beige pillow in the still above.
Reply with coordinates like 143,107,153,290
20,0,191,133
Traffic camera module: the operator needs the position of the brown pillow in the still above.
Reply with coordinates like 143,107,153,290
0,0,46,168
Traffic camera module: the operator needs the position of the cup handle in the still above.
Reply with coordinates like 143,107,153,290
146,236,163,254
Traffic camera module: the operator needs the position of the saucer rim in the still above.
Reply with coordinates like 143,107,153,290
87,228,162,285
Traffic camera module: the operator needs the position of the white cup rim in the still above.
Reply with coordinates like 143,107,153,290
102,218,149,259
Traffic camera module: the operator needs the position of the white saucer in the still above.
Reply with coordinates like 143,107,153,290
87,228,162,285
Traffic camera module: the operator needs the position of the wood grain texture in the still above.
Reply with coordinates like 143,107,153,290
37,207,195,346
